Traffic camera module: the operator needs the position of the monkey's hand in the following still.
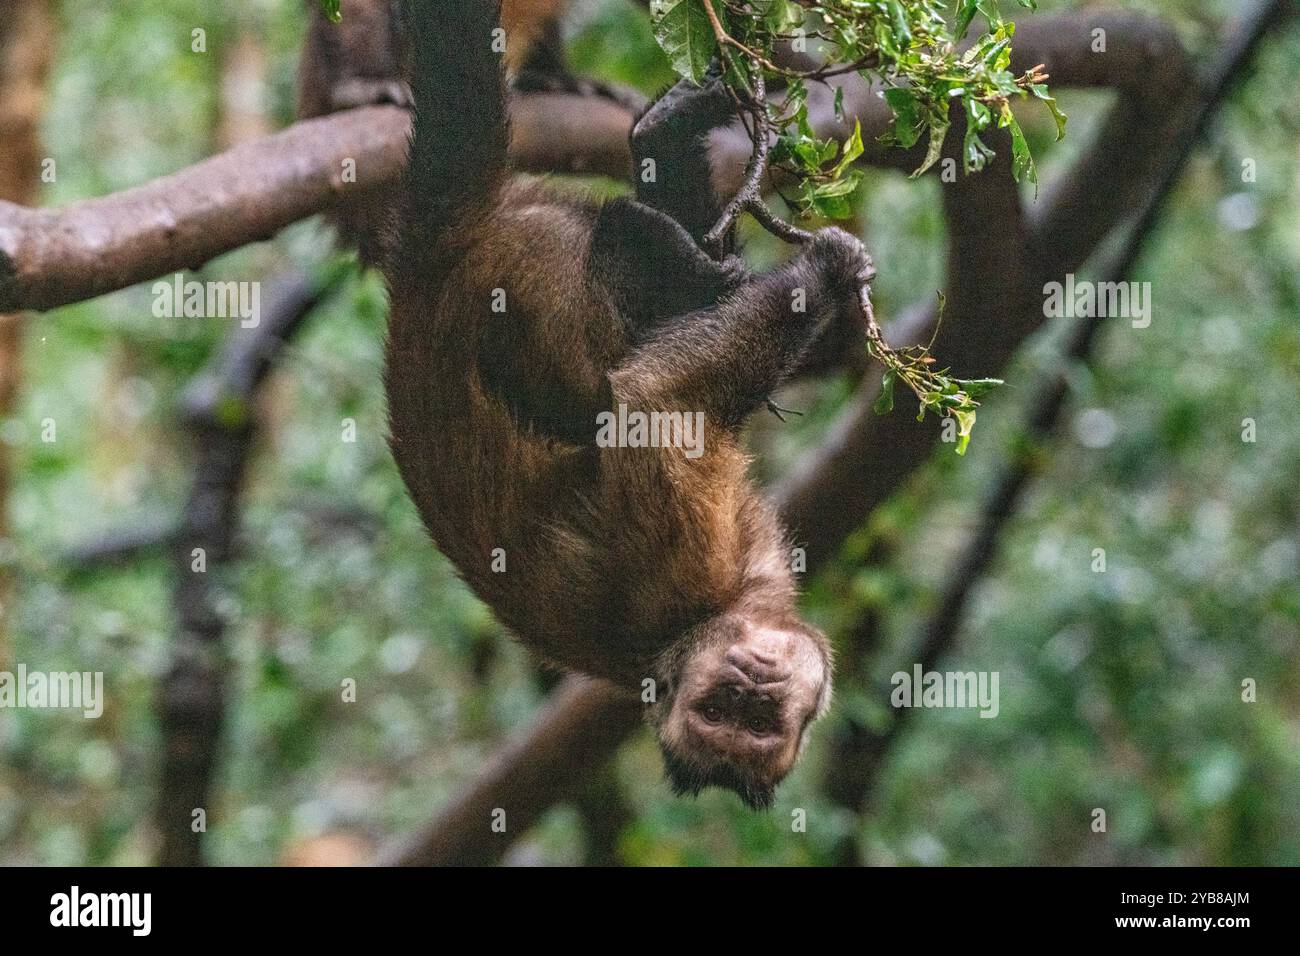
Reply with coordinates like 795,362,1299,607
804,227,876,300
781,228,876,376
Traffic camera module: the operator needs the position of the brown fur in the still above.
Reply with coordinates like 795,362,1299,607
383,0,872,806
385,179,792,682
296,0,577,264
499,0,571,71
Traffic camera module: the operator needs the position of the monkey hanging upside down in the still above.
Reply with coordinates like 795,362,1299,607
383,0,874,809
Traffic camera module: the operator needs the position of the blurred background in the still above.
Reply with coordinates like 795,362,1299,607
0,0,1297,866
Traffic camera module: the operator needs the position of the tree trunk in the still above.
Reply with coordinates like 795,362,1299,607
0,0,55,661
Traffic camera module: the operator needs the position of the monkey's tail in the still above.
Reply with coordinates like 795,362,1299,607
398,0,510,262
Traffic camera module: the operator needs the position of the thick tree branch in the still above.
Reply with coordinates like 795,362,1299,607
376,676,643,867
0,11,1188,316
0,93,634,313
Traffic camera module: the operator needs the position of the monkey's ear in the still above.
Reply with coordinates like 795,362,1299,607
814,674,833,721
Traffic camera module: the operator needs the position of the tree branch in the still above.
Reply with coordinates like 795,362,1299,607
0,92,635,314
376,676,643,867
155,266,347,865
0,11,1188,316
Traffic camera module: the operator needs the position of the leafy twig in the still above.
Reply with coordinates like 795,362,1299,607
678,2,1011,453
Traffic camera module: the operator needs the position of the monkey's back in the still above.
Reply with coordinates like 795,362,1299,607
384,181,769,680
384,184,636,665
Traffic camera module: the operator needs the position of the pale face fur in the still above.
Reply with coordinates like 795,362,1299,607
652,614,832,809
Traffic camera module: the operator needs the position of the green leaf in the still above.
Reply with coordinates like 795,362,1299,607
981,38,1012,69
978,0,1004,31
832,120,865,178
962,100,996,173
884,88,923,149
721,46,752,95
956,378,1005,399
952,408,977,455
885,0,912,45
911,119,950,179
1005,112,1036,187
954,0,980,38
651,0,718,84
874,369,897,415
808,170,863,218
318,0,341,23
1031,84,1068,139
754,0,802,30
813,171,862,198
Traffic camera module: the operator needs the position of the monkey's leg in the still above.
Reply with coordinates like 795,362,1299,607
631,71,737,251
610,228,873,428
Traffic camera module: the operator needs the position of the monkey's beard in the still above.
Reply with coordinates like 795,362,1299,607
658,743,777,812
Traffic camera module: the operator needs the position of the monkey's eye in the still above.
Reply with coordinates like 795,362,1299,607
746,716,776,735
700,703,725,724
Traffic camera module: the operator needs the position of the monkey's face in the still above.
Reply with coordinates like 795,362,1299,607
653,616,832,810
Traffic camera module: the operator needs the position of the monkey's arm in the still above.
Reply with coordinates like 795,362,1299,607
610,229,872,428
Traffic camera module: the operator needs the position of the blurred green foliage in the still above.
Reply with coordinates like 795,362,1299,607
0,0,1296,866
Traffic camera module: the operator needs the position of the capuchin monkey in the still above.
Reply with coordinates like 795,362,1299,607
383,0,874,809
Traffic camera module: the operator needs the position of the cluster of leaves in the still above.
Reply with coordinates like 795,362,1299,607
865,292,1002,455
650,1,1064,452
650,0,1065,212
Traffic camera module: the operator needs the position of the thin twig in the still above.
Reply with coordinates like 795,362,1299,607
701,0,785,75
703,66,813,256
